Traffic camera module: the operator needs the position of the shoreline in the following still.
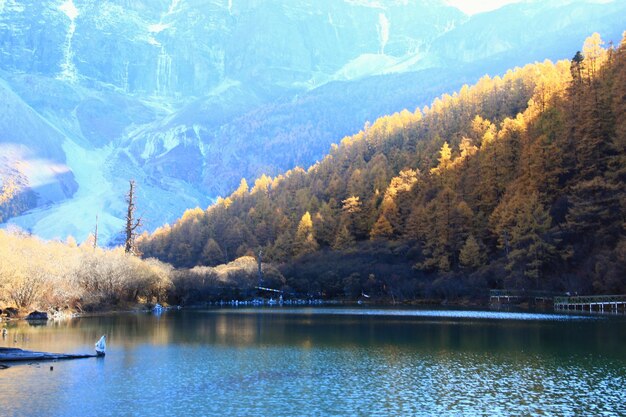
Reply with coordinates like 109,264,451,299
2,302,620,327
0,299,553,322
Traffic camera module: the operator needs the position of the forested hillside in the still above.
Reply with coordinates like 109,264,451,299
139,33,626,301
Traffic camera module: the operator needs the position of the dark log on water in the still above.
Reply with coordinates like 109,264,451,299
0,347,97,364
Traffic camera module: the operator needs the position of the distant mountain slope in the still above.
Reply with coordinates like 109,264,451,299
0,79,77,216
428,0,626,67
0,0,464,96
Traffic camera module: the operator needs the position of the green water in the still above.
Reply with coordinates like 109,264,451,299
1,308,625,416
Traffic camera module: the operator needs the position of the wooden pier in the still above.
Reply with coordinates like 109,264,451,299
489,290,558,305
490,290,626,314
554,295,626,313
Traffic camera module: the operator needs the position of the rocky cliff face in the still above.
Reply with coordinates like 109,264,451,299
0,0,623,243
0,0,463,97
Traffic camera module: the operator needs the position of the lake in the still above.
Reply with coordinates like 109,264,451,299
1,307,625,416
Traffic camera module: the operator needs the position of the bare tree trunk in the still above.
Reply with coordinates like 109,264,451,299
257,248,263,287
125,180,142,255
93,215,98,250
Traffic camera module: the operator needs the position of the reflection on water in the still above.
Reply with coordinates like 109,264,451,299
1,308,625,416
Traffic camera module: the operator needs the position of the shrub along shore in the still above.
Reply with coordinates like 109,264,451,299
0,229,172,316
0,229,489,318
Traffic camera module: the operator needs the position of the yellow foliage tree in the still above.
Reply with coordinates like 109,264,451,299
370,215,393,240
430,141,453,175
294,211,318,256
0,176,17,205
459,235,485,269
232,178,249,198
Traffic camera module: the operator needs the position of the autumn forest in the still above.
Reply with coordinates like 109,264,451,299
140,33,626,301
2,33,625,310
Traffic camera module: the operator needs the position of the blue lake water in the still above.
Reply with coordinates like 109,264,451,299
1,307,625,416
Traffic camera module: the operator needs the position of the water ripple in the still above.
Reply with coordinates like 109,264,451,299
207,307,594,321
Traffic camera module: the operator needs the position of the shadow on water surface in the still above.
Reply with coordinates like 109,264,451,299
2,307,624,360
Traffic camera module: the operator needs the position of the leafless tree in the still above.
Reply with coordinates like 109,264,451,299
125,180,143,255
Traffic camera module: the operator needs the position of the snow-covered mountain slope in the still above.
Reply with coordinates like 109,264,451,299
0,78,77,208
0,0,624,244
0,70,211,242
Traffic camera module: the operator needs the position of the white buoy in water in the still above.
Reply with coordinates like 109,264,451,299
95,335,106,356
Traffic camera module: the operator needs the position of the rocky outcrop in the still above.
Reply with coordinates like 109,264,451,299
1,308,19,318
25,311,49,321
